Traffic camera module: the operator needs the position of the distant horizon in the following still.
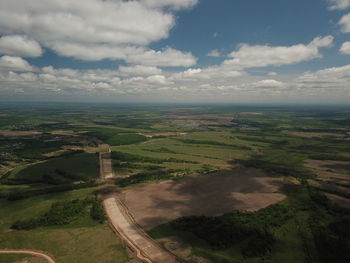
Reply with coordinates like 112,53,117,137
1,100,350,108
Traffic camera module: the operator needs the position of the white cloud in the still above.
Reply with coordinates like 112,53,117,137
1,63,350,102
118,65,162,76
339,13,350,32
340,41,350,54
0,56,34,72
126,47,196,67
0,0,197,65
268,72,278,76
145,75,172,85
328,0,350,10
249,79,286,89
0,0,173,46
297,64,350,89
141,0,198,10
206,49,221,57
0,35,43,57
224,36,334,68
48,42,196,66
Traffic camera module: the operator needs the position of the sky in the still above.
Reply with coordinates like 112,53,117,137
0,0,349,104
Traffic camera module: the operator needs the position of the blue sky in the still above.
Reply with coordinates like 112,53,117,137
0,0,349,103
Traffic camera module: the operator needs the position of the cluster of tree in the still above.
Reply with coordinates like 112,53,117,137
176,139,232,147
12,199,91,230
236,158,313,179
88,130,147,146
311,217,350,263
11,197,106,230
171,203,294,257
5,182,98,201
142,147,177,154
308,153,350,161
90,197,106,223
115,169,173,187
111,151,197,164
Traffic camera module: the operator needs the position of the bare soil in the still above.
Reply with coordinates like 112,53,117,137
0,130,42,137
284,131,343,138
325,193,350,209
121,168,285,230
157,236,212,263
304,160,350,180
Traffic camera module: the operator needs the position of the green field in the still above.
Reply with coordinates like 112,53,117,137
7,152,99,185
1,103,350,262
0,188,129,263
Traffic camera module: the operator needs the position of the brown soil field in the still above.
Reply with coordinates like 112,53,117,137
121,168,285,230
325,193,350,209
304,160,350,180
0,130,42,137
157,236,211,263
142,132,188,138
284,131,343,138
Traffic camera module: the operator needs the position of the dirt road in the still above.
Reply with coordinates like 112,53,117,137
0,249,55,263
100,146,180,263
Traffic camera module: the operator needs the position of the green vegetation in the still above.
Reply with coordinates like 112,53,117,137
86,128,147,145
5,182,98,201
0,188,129,263
7,152,99,185
1,103,350,262
90,198,107,223
111,150,197,164
115,168,174,187
12,198,92,230
170,202,294,256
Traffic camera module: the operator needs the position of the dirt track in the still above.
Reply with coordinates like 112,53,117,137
0,249,55,263
100,146,180,263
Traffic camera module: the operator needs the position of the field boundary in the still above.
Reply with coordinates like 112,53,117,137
0,249,56,263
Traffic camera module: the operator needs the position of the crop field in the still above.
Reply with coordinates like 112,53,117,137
1,103,350,263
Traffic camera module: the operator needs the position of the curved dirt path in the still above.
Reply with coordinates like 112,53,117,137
0,249,55,263
100,146,180,263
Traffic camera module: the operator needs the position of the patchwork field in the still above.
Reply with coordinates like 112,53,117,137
1,104,350,263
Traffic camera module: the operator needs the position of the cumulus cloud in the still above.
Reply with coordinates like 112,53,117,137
340,41,350,54
1,62,350,102
339,13,350,32
297,64,350,89
328,0,350,10
118,65,162,76
224,36,334,68
141,0,198,10
0,35,43,57
51,43,196,66
249,79,287,89
206,49,221,57
0,56,34,72
0,0,197,66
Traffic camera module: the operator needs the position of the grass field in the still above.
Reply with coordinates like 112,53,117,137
0,188,129,263
7,152,99,185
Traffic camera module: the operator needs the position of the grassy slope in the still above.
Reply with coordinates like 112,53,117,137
0,188,129,263
10,153,99,184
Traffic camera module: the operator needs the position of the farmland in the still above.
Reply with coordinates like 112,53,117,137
0,103,350,262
